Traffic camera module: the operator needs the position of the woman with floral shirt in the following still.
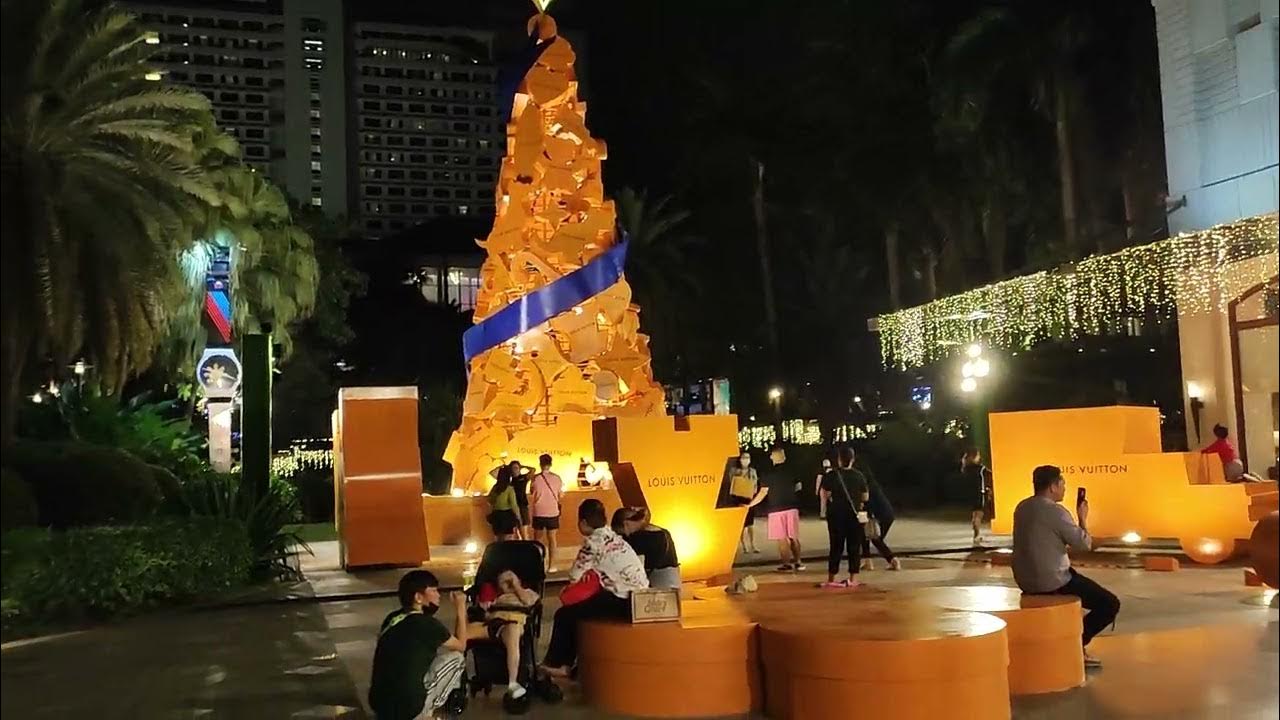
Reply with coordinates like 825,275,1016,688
540,499,648,677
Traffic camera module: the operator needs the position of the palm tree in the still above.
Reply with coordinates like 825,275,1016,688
159,129,320,377
1,0,221,442
614,186,701,378
943,4,1108,260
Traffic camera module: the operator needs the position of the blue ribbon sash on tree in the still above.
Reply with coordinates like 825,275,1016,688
462,238,629,365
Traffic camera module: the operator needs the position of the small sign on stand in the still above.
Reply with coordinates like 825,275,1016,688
630,588,681,623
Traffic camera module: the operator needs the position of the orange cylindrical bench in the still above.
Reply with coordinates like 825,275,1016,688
919,586,1084,695
760,604,1010,720
577,599,760,718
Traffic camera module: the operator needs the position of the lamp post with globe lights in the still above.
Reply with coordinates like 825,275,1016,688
959,344,994,458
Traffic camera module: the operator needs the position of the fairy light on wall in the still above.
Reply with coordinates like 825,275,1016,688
875,214,1279,369
737,425,777,450
271,438,334,478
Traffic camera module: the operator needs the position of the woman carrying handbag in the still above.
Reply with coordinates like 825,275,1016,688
817,446,870,588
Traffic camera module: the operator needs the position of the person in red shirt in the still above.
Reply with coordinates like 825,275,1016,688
1201,424,1261,482
1201,424,1238,464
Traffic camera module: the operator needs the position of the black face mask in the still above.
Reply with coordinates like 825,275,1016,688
422,601,440,616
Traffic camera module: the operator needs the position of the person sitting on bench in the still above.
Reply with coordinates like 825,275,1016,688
540,499,648,678
469,570,539,700
612,507,682,589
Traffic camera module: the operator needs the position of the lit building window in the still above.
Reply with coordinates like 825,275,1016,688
445,267,480,310
311,196,323,207
419,267,441,302
311,161,322,171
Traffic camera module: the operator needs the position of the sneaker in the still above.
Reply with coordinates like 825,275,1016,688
888,558,902,571
750,547,762,554
859,559,874,571
1084,652,1103,669
775,563,794,572
741,575,759,592
794,562,807,571
508,682,527,700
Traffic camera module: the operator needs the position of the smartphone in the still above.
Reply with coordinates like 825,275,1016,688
1077,487,1087,505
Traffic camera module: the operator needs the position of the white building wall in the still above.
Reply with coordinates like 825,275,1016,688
1154,0,1279,234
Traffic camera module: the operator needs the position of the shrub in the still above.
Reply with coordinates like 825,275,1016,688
288,466,334,523
1,468,38,531
6,441,162,528
174,473,308,580
20,385,208,484
2,519,252,622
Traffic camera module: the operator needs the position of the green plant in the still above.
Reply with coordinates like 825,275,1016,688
0,468,38,531
2,520,251,622
18,384,208,484
6,441,162,528
1,0,225,444
174,472,308,580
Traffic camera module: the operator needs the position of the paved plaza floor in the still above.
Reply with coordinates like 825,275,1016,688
2,514,1276,719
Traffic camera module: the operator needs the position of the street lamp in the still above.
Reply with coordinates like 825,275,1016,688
960,377,978,393
767,387,782,401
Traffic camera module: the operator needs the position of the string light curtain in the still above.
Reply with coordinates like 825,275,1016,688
876,214,1279,369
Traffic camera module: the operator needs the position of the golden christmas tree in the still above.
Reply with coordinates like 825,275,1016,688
445,12,665,492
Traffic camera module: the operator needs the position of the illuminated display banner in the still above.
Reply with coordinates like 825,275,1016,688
989,406,1256,546
196,348,241,398
594,414,744,581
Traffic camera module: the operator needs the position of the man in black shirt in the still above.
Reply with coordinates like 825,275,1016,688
369,570,468,719
762,446,806,571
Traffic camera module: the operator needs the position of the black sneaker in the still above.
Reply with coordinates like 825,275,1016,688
775,563,794,572
442,687,467,716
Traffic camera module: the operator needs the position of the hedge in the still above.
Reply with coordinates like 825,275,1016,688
0,468,38,531
5,441,163,528
1,519,252,622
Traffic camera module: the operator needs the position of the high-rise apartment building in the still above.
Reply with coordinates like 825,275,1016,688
126,1,504,235
350,24,503,236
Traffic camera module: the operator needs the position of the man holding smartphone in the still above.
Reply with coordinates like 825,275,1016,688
1011,465,1121,669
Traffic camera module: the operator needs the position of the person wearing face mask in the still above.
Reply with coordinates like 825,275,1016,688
729,451,764,554
368,570,468,719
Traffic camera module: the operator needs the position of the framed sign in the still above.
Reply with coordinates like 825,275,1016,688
630,587,681,624
197,348,242,398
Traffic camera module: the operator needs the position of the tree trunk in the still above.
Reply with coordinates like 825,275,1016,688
1121,173,1137,243
0,312,33,448
884,223,902,310
750,158,780,375
1054,77,1079,258
982,191,1008,280
922,248,939,302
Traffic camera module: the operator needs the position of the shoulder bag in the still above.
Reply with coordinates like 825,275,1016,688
834,469,870,525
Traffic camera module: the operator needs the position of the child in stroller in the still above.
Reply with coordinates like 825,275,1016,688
463,539,561,712
468,570,538,700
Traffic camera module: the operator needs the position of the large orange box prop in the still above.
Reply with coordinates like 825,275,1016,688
989,406,1255,551
333,387,428,569
594,415,744,582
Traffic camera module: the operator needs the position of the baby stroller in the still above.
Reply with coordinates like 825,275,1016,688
462,539,562,713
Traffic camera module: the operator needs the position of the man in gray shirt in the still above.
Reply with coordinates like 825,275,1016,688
1012,465,1120,669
